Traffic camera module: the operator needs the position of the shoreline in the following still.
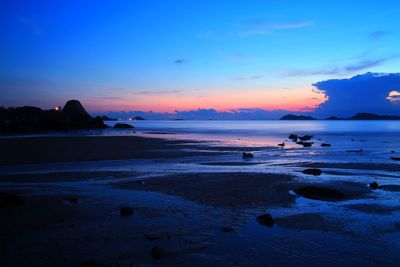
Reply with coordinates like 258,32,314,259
1,133,400,266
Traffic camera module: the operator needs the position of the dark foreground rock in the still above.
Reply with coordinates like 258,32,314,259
0,192,23,207
294,186,345,201
302,168,322,176
0,100,108,134
256,213,274,227
114,123,134,129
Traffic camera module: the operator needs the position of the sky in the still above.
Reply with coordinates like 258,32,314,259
1,0,400,119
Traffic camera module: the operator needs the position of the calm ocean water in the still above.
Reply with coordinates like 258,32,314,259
104,120,400,146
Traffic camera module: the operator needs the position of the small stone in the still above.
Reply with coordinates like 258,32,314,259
256,213,274,227
369,182,381,190
242,152,254,159
321,143,331,147
302,168,322,176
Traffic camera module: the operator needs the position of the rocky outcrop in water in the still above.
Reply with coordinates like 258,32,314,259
280,114,316,120
242,152,254,159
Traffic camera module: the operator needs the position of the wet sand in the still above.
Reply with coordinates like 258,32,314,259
1,135,400,266
0,136,229,165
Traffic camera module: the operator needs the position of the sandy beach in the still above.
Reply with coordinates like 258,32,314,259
1,134,400,267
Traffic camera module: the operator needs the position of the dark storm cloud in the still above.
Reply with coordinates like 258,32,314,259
313,72,400,117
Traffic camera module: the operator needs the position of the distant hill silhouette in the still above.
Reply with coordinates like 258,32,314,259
0,100,108,134
280,114,317,120
282,112,400,121
326,112,400,120
101,115,118,121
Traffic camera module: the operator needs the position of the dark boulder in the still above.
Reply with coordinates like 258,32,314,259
256,213,274,227
369,182,382,190
0,192,23,208
302,142,313,147
294,186,345,201
299,135,313,141
120,207,134,216
390,157,400,161
302,168,322,176
321,143,331,147
114,123,134,129
242,152,254,159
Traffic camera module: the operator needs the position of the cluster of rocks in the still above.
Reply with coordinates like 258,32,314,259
286,133,332,148
287,133,315,147
0,100,108,134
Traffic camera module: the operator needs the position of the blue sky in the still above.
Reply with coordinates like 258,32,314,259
1,0,400,118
